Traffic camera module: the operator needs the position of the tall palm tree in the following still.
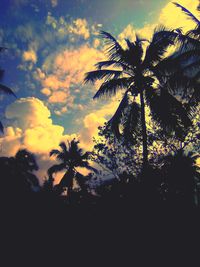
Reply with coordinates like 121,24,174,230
84,28,191,168
0,47,16,132
48,139,96,198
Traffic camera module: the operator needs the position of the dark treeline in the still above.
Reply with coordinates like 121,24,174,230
1,3,200,263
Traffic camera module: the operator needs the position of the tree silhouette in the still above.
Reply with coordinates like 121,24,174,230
0,47,16,132
0,149,40,199
84,28,191,168
161,149,200,207
48,139,97,199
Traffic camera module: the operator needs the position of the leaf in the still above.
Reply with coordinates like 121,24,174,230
100,31,124,61
93,77,132,99
144,26,177,67
47,163,66,177
49,149,60,157
173,2,200,25
95,60,130,72
84,70,122,84
0,121,3,133
123,101,141,144
0,84,16,97
108,92,129,138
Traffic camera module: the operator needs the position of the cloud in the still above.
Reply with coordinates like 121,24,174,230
80,98,121,150
22,49,37,63
41,88,51,96
0,97,77,183
46,14,91,40
48,91,73,104
68,18,90,40
38,44,104,107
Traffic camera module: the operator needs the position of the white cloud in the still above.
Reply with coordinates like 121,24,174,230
0,97,77,183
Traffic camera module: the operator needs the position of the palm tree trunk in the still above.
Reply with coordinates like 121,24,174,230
67,168,74,202
140,89,148,168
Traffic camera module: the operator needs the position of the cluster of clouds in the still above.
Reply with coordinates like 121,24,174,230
36,44,104,109
15,11,103,114
1,0,199,181
0,97,76,182
0,97,118,182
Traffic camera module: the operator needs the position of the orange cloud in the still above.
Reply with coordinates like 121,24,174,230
68,18,90,40
22,49,37,63
38,44,104,107
48,91,71,104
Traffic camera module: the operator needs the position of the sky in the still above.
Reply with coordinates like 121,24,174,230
0,0,199,181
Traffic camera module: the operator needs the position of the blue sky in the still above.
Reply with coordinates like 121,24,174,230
0,0,198,179
0,0,168,128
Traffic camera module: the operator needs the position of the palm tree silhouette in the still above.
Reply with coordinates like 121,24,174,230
0,47,16,132
85,28,191,167
48,139,96,199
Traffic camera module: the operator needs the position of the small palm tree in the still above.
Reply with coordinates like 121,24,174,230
48,139,96,199
0,47,16,132
84,28,191,168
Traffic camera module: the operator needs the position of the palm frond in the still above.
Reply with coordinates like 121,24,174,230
84,69,123,84
59,141,68,153
75,171,88,191
47,163,66,177
79,161,98,173
0,84,16,97
58,167,75,188
144,26,177,67
123,101,141,144
146,87,192,137
0,121,3,133
93,77,132,99
125,37,144,66
81,151,91,160
173,2,200,25
100,31,124,61
69,139,81,155
108,92,129,138
95,60,130,71
49,149,61,157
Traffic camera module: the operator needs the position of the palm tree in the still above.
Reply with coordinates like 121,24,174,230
48,139,96,199
0,47,16,132
84,28,191,168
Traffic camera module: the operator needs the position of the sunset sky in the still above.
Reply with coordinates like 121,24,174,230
0,0,199,180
